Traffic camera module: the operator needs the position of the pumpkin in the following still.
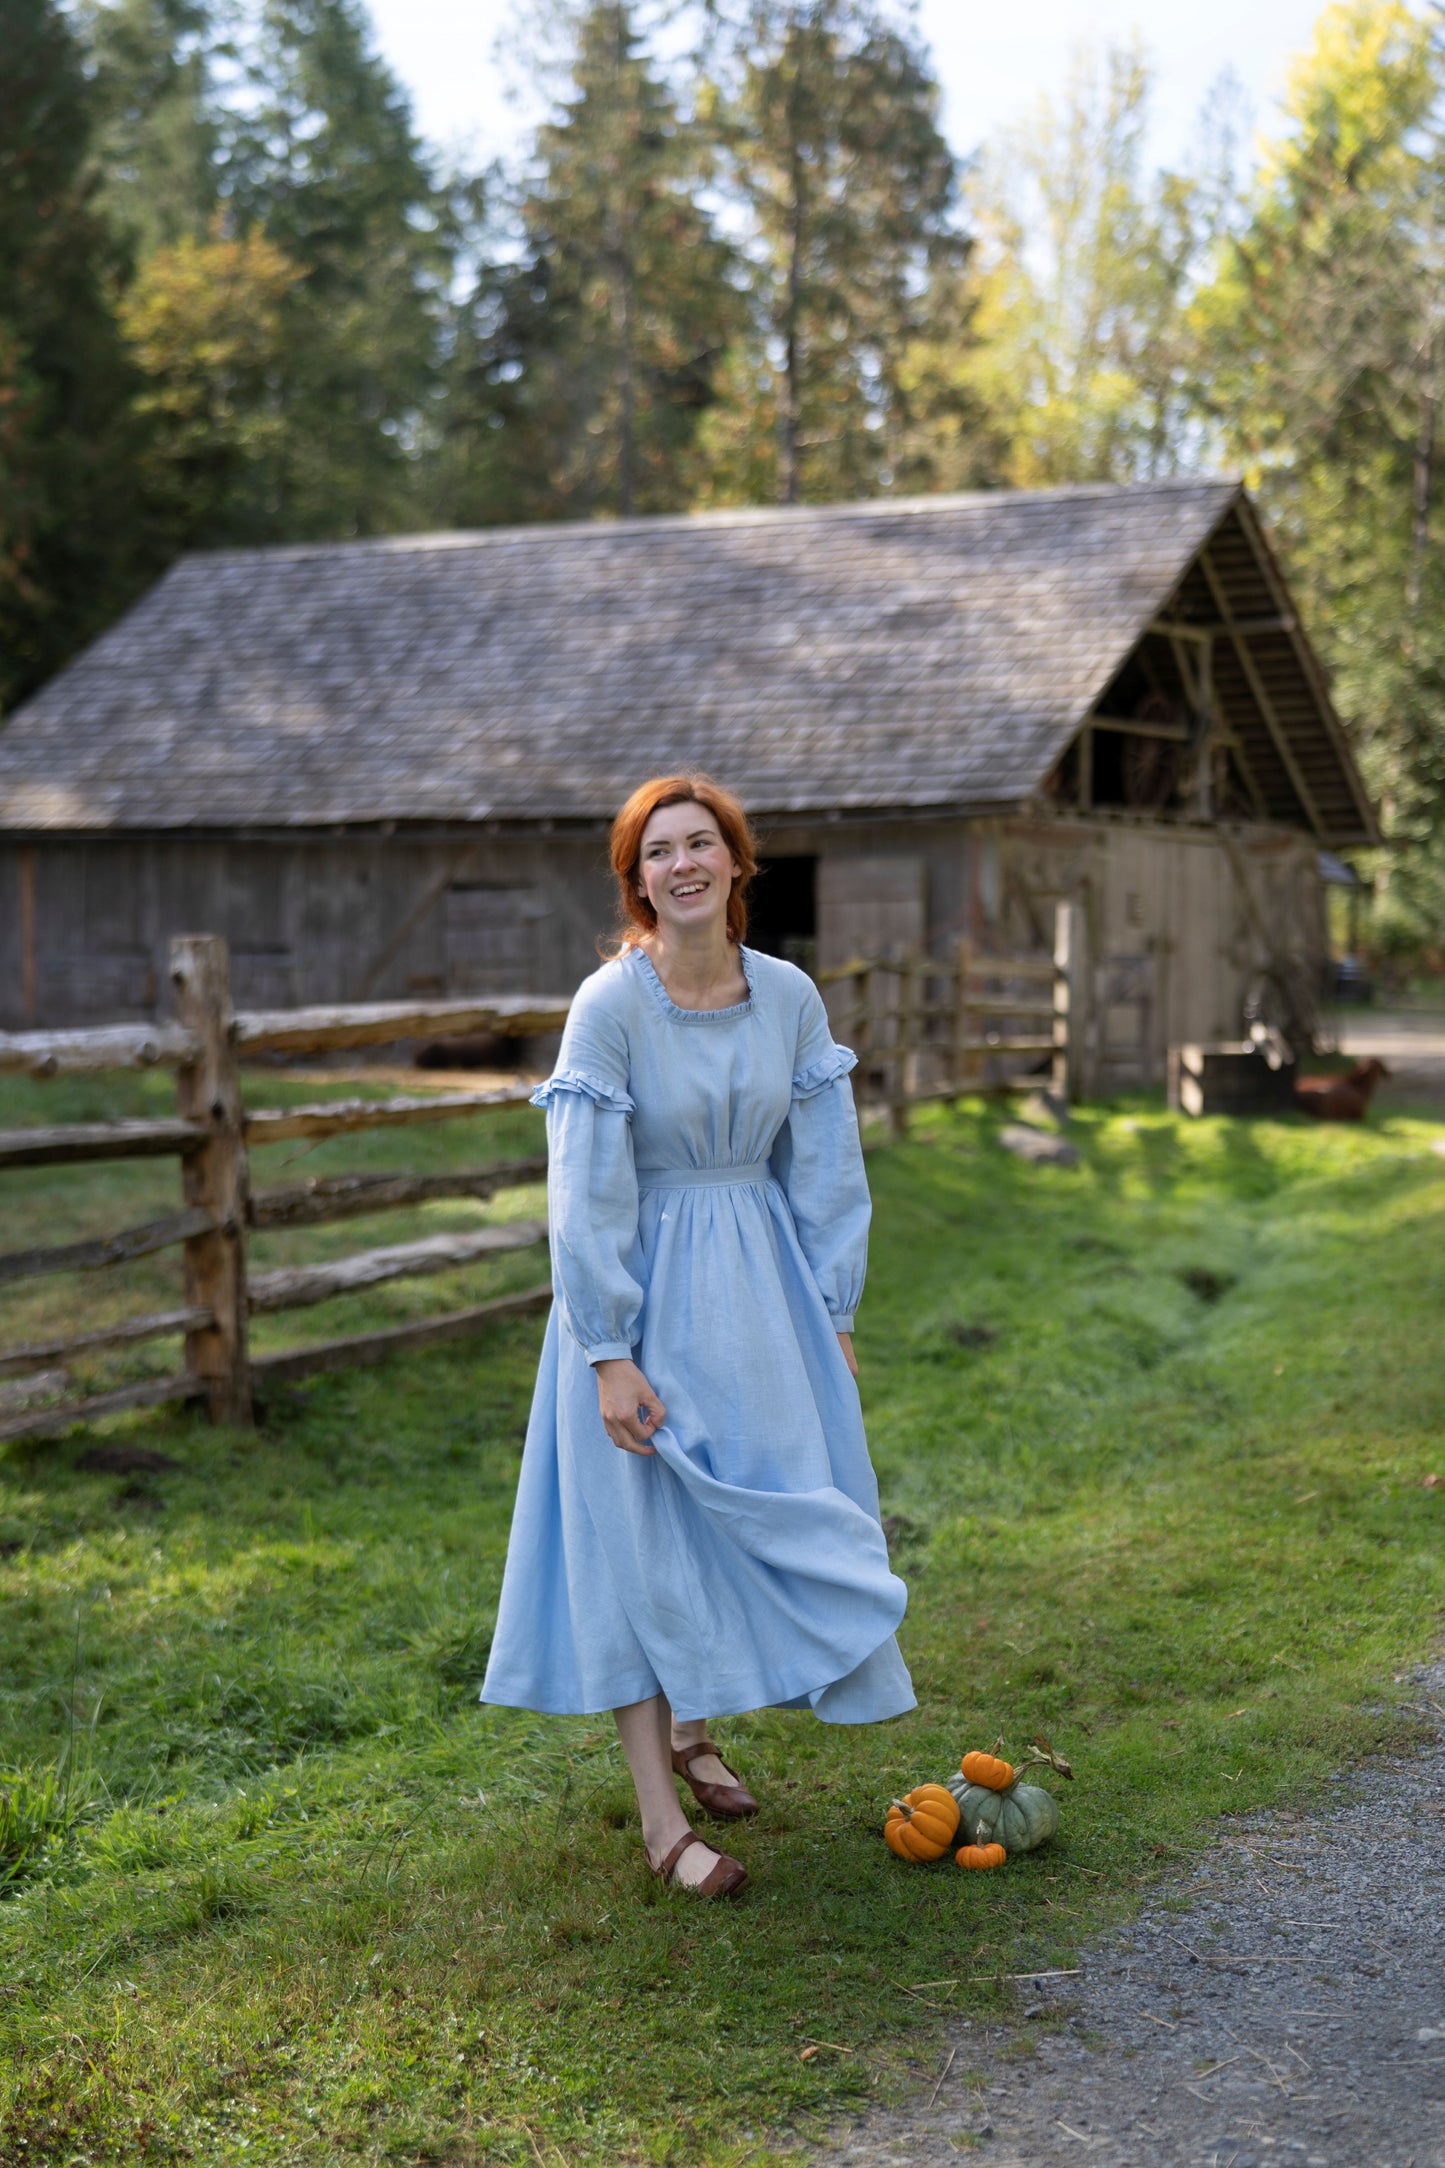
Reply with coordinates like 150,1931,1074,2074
884,1784,961,1862
947,1775,1060,1855
956,1841,1007,1870
960,1750,1015,1790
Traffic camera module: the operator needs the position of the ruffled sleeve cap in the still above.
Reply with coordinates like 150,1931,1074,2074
792,1041,858,1101
530,1070,635,1115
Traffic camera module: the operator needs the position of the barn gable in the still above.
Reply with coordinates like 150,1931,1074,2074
0,479,1375,847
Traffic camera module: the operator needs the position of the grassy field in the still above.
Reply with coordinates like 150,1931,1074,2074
1,1073,1443,2166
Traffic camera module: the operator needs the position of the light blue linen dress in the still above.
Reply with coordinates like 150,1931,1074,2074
480,942,915,1725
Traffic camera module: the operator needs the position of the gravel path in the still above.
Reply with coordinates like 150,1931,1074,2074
822,1664,1445,2168
1336,1010,1445,1112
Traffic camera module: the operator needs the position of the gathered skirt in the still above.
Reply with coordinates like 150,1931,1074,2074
480,1167,916,1723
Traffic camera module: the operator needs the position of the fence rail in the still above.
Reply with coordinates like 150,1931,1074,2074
821,901,1082,1136
0,938,571,1443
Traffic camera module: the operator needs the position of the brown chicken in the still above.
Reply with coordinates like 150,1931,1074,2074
1293,1057,1390,1120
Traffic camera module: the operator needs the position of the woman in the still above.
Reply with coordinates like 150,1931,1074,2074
481,775,914,1896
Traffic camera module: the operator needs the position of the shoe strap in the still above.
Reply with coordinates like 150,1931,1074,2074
655,1829,704,1880
674,1738,722,1771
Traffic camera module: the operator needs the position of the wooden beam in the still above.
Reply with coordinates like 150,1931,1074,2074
247,1219,548,1314
0,1022,201,1079
0,1206,217,1289
251,1283,553,1387
0,1307,213,1381
244,1083,537,1146
1149,615,1294,639
0,1118,209,1170
249,1158,549,1231
1196,547,1326,836
234,995,572,1056
1086,714,1190,742
1227,498,1380,844
0,1372,205,1447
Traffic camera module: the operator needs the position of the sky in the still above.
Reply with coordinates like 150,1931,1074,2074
364,0,1331,173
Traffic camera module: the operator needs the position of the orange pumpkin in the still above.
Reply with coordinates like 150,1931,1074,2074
960,1750,1015,1791
956,1841,1008,1870
884,1784,961,1862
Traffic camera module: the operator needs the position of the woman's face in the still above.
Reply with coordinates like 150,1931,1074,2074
636,800,742,939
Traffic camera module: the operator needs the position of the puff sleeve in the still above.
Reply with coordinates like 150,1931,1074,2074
768,982,870,1332
531,983,645,1365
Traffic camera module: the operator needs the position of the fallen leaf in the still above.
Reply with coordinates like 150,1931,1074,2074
1423,1473,1441,1490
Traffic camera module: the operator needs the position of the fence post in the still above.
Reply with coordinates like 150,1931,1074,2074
171,935,253,1426
889,952,916,1139
952,937,973,1095
1053,901,1087,1103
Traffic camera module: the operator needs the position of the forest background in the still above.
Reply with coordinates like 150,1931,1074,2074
3,0,1445,961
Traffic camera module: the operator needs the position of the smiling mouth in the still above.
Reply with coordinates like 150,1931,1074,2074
671,882,708,897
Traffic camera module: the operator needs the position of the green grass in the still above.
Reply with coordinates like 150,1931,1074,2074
1,1081,1443,2165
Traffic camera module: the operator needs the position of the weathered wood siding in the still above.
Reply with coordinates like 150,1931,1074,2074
0,816,1323,1089
0,834,615,1029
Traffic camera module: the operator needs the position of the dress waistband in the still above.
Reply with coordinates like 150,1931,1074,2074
635,1160,773,1191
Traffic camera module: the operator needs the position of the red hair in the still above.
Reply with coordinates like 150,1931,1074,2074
606,774,758,953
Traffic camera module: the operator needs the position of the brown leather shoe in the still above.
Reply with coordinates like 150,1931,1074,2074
670,1737,760,1820
649,1827,748,1898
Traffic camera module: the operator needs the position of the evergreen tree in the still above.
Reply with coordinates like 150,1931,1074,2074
451,1,742,522
219,0,456,535
0,0,150,713
80,0,222,253
706,0,960,504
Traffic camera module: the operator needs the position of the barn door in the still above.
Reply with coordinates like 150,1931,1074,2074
816,855,927,970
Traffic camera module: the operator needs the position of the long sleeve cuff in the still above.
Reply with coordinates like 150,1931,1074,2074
585,1339,636,1366
830,1311,856,1334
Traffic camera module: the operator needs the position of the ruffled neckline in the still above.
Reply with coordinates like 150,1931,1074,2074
628,943,756,1022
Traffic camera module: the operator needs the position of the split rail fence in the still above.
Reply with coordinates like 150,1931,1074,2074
0,912,1082,1445
821,902,1082,1136
0,935,571,1447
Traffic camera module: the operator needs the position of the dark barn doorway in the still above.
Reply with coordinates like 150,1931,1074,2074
747,855,818,975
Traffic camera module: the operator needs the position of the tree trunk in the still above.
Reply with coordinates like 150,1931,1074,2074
1407,361,1437,623
780,150,805,505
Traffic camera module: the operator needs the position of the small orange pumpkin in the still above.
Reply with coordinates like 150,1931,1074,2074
884,1784,961,1862
960,1750,1015,1791
956,1841,1007,1870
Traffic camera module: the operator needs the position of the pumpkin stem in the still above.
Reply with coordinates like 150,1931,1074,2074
889,1799,915,1818
1017,1742,1075,1781
990,1732,1007,1757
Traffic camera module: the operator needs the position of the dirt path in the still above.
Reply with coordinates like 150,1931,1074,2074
821,1664,1445,2168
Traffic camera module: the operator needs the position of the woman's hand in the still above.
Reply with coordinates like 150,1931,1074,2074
837,1332,858,1378
594,1358,667,1455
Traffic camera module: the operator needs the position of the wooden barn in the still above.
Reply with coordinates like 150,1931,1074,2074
0,478,1376,1088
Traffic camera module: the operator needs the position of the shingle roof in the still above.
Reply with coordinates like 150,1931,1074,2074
0,478,1373,841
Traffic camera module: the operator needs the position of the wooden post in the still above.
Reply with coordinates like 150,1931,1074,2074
952,937,973,1095
171,936,253,1426
889,952,916,1139
1053,902,1087,1104
853,962,872,1105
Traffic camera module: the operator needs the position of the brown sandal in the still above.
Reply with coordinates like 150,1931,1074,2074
670,1737,760,1820
649,1827,748,1898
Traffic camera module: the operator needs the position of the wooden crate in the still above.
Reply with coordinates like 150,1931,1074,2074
1167,1042,1296,1118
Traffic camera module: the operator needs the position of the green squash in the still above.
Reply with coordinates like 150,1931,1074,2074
946,1775,1060,1853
